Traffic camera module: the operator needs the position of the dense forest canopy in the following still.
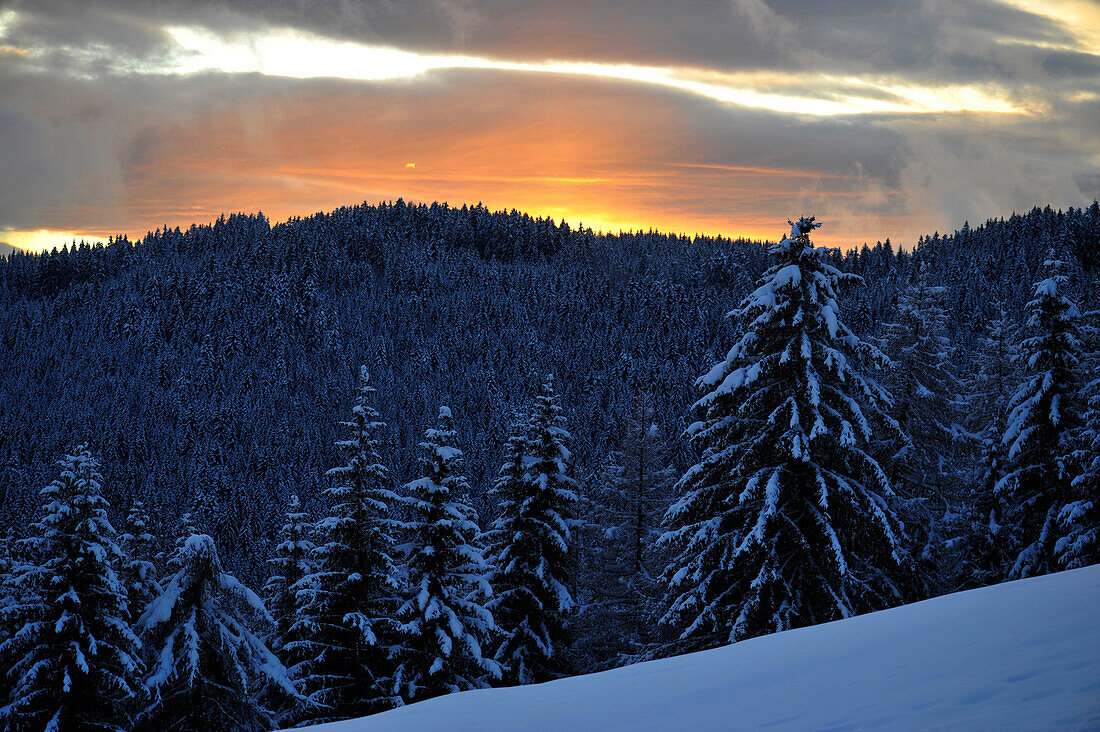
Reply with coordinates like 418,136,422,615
1,200,1098,728
0,200,1097,584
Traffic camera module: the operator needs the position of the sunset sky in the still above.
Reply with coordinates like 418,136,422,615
1,0,1098,252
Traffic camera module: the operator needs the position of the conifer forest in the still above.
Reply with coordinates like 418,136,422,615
0,200,1098,730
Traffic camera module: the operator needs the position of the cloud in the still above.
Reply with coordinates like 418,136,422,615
8,0,1095,77
0,0,1097,250
0,64,917,241
730,0,795,48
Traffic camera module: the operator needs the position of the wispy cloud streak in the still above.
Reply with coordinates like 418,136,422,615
0,1,1097,250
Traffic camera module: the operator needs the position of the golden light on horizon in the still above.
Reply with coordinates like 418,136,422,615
0,209,787,256
1,229,111,253
0,67,936,255
0,2,1095,254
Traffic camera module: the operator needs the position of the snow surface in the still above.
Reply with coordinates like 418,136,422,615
301,565,1100,731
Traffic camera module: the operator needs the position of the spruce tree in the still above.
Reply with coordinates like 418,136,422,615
291,367,402,720
0,527,16,707
486,376,578,685
165,506,199,580
883,264,964,495
659,217,905,649
998,252,1085,578
882,265,966,594
264,494,315,663
139,533,298,731
120,500,163,623
1058,369,1099,570
190,483,221,538
0,526,15,627
957,309,1019,587
0,526,21,634
263,494,315,725
0,446,143,731
580,395,674,668
393,406,501,702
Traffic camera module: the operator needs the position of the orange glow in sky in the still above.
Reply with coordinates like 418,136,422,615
0,74,918,251
0,2,1097,253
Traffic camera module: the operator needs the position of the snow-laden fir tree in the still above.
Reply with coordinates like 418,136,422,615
579,395,674,668
883,265,962,479
486,376,578,685
190,482,221,539
0,526,14,623
393,406,501,702
997,252,1085,579
164,505,199,580
262,494,315,725
290,367,403,720
1058,363,1099,570
0,528,16,706
956,309,1020,588
0,446,143,731
264,494,315,661
120,500,163,623
882,264,966,593
139,533,300,731
659,217,906,649
0,527,20,630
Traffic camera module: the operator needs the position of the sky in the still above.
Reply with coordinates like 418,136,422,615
0,1,1098,252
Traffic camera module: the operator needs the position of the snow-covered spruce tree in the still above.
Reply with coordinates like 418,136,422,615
290,367,403,721
0,526,14,621
956,309,1020,588
191,483,221,536
262,494,315,725
1058,364,1099,570
487,377,578,685
164,505,199,581
120,500,163,623
0,528,16,706
393,406,501,703
265,494,315,662
881,264,966,594
997,253,1085,579
0,526,21,628
883,266,962,475
139,533,300,731
0,446,143,731
658,217,906,650
579,395,675,669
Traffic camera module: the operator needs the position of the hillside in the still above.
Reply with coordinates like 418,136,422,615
0,202,1096,589
1,202,1098,727
307,565,1100,731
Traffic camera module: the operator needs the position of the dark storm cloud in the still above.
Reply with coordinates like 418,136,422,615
5,0,1095,79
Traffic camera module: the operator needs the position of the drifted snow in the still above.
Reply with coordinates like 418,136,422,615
300,566,1100,731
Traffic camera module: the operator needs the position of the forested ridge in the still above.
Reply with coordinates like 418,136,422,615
0,200,1097,729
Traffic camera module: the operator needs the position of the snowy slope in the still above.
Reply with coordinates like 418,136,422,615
306,566,1100,731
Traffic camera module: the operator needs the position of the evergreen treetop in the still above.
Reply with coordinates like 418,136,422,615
487,376,578,685
0,446,142,731
139,533,299,731
659,217,905,648
394,405,501,702
998,252,1085,578
289,366,403,721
